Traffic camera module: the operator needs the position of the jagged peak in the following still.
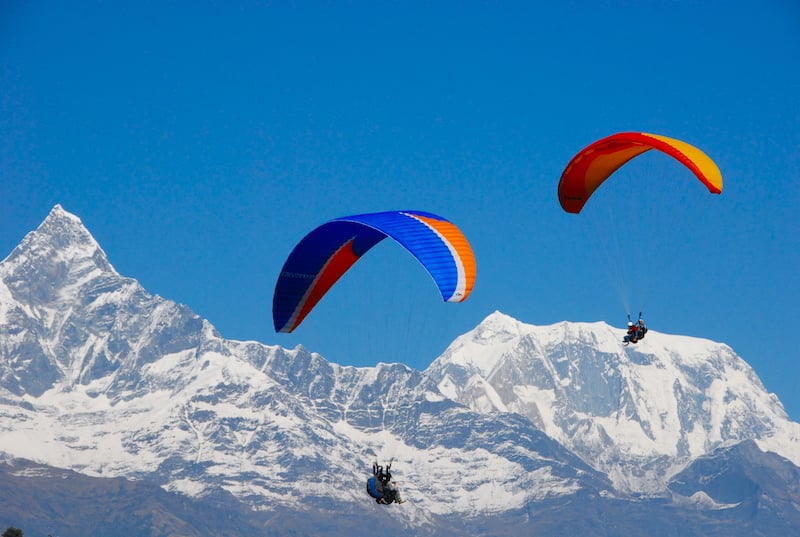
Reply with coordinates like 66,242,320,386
36,204,98,245
46,203,82,224
4,205,116,275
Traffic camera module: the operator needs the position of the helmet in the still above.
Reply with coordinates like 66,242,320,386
627,321,634,326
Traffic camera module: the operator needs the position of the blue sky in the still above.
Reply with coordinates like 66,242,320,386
1,2,798,419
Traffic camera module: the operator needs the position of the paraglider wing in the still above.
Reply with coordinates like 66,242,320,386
558,132,723,214
272,210,477,333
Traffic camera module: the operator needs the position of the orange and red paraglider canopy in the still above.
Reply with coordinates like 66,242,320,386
558,132,723,214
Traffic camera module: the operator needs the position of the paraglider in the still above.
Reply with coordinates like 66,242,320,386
637,317,647,338
558,132,723,338
624,321,639,344
272,210,477,333
623,313,647,345
366,460,405,505
558,132,723,214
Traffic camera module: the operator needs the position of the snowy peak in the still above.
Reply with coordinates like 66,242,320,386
1,205,116,295
0,205,210,397
12,205,106,260
2,206,800,534
424,313,800,492
434,312,619,378
433,311,525,376
473,310,524,338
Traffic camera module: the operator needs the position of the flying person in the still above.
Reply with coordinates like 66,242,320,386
366,460,405,505
623,314,647,345
637,317,648,339
624,321,639,345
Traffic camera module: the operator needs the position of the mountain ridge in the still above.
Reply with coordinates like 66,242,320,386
425,309,799,492
1,205,798,536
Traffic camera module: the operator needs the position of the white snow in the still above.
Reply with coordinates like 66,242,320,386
1,206,798,519
429,311,800,492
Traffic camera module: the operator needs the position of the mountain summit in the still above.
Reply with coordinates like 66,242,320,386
426,311,799,492
0,204,211,398
1,206,799,536
3,203,114,278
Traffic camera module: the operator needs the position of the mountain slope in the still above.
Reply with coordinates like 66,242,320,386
0,206,610,524
668,439,800,532
423,311,800,492
1,206,799,536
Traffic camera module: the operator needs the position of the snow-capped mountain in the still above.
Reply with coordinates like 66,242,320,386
424,312,800,492
1,206,799,536
0,206,608,521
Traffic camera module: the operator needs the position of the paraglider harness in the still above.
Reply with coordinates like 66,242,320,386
623,313,647,345
366,460,403,505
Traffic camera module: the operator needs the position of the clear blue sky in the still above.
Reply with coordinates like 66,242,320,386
2,2,798,419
